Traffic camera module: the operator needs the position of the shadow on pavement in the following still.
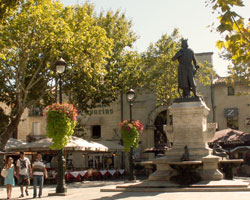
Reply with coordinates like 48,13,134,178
42,181,127,189
91,192,161,200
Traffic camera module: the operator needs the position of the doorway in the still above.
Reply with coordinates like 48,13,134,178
154,110,167,154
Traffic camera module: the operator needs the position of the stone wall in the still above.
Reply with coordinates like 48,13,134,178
213,83,250,132
18,108,46,141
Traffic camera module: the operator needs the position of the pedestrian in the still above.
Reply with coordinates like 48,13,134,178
16,151,32,198
32,152,48,198
4,157,15,199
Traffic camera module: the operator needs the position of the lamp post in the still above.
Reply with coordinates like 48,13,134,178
126,89,136,181
55,58,67,194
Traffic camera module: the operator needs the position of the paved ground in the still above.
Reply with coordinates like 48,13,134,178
1,180,250,200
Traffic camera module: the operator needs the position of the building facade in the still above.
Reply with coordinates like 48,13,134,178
12,52,250,169
212,79,250,132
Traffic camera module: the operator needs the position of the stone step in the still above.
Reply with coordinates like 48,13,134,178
101,179,250,193
101,186,250,193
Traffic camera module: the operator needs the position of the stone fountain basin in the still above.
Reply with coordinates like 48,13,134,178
167,159,244,184
219,159,244,180
168,161,203,185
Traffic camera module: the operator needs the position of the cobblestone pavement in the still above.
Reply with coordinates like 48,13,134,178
1,180,250,200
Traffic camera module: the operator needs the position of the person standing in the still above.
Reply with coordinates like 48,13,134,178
4,157,15,199
16,151,32,198
32,152,47,198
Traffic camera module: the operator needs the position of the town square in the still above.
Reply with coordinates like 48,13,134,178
0,0,250,199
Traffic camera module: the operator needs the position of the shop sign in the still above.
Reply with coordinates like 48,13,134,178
89,105,114,115
224,108,238,117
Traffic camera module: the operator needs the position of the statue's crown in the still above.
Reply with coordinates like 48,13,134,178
181,38,188,48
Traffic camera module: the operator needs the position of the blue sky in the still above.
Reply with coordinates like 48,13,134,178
61,0,250,76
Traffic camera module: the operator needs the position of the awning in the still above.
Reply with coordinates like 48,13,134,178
7,136,108,152
94,140,123,152
209,128,250,145
230,146,250,153
4,138,27,151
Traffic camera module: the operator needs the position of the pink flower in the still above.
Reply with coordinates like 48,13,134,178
43,103,78,121
120,119,144,134
126,125,131,132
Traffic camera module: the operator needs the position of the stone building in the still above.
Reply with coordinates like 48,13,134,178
212,78,250,132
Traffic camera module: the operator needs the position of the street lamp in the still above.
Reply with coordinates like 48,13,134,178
55,58,67,194
56,58,66,104
126,89,136,181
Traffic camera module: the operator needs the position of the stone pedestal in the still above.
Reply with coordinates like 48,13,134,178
149,98,222,182
200,155,223,180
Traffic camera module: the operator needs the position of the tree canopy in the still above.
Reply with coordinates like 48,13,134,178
64,7,144,111
0,0,23,22
0,0,141,149
207,0,250,85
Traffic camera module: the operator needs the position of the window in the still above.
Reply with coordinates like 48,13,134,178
226,117,238,130
28,107,43,116
32,122,41,135
228,86,235,96
88,155,103,169
92,125,101,139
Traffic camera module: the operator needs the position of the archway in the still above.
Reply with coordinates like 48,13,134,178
154,110,167,153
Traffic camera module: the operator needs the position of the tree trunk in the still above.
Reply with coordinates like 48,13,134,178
0,111,23,150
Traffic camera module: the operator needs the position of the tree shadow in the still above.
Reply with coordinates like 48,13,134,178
91,192,161,200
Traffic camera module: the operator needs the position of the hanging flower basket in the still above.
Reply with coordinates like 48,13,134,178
120,120,144,152
44,103,78,150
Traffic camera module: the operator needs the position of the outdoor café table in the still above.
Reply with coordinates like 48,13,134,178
79,170,87,178
92,169,100,179
65,171,81,181
108,169,116,176
99,170,107,176
119,169,125,175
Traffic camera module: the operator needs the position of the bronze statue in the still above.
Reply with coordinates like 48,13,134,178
172,39,199,98
181,145,190,161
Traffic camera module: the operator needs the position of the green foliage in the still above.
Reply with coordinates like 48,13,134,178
96,10,142,92
120,120,143,152
44,103,77,149
60,4,143,112
46,110,76,150
207,0,250,85
1,1,135,148
121,125,139,152
0,0,71,148
0,0,69,108
142,29,180,106
0,0,23,23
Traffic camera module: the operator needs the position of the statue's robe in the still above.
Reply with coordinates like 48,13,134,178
172,48,197,90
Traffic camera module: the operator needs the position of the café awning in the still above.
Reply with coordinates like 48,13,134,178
230,146,250,153
209,128,250,145
7,136,108,152
4,138,27,151
95,140,123,152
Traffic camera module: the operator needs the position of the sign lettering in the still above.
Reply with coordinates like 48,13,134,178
90,108,114,115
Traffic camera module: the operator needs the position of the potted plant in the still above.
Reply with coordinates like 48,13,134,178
120,120,144,152
44,103,78,149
